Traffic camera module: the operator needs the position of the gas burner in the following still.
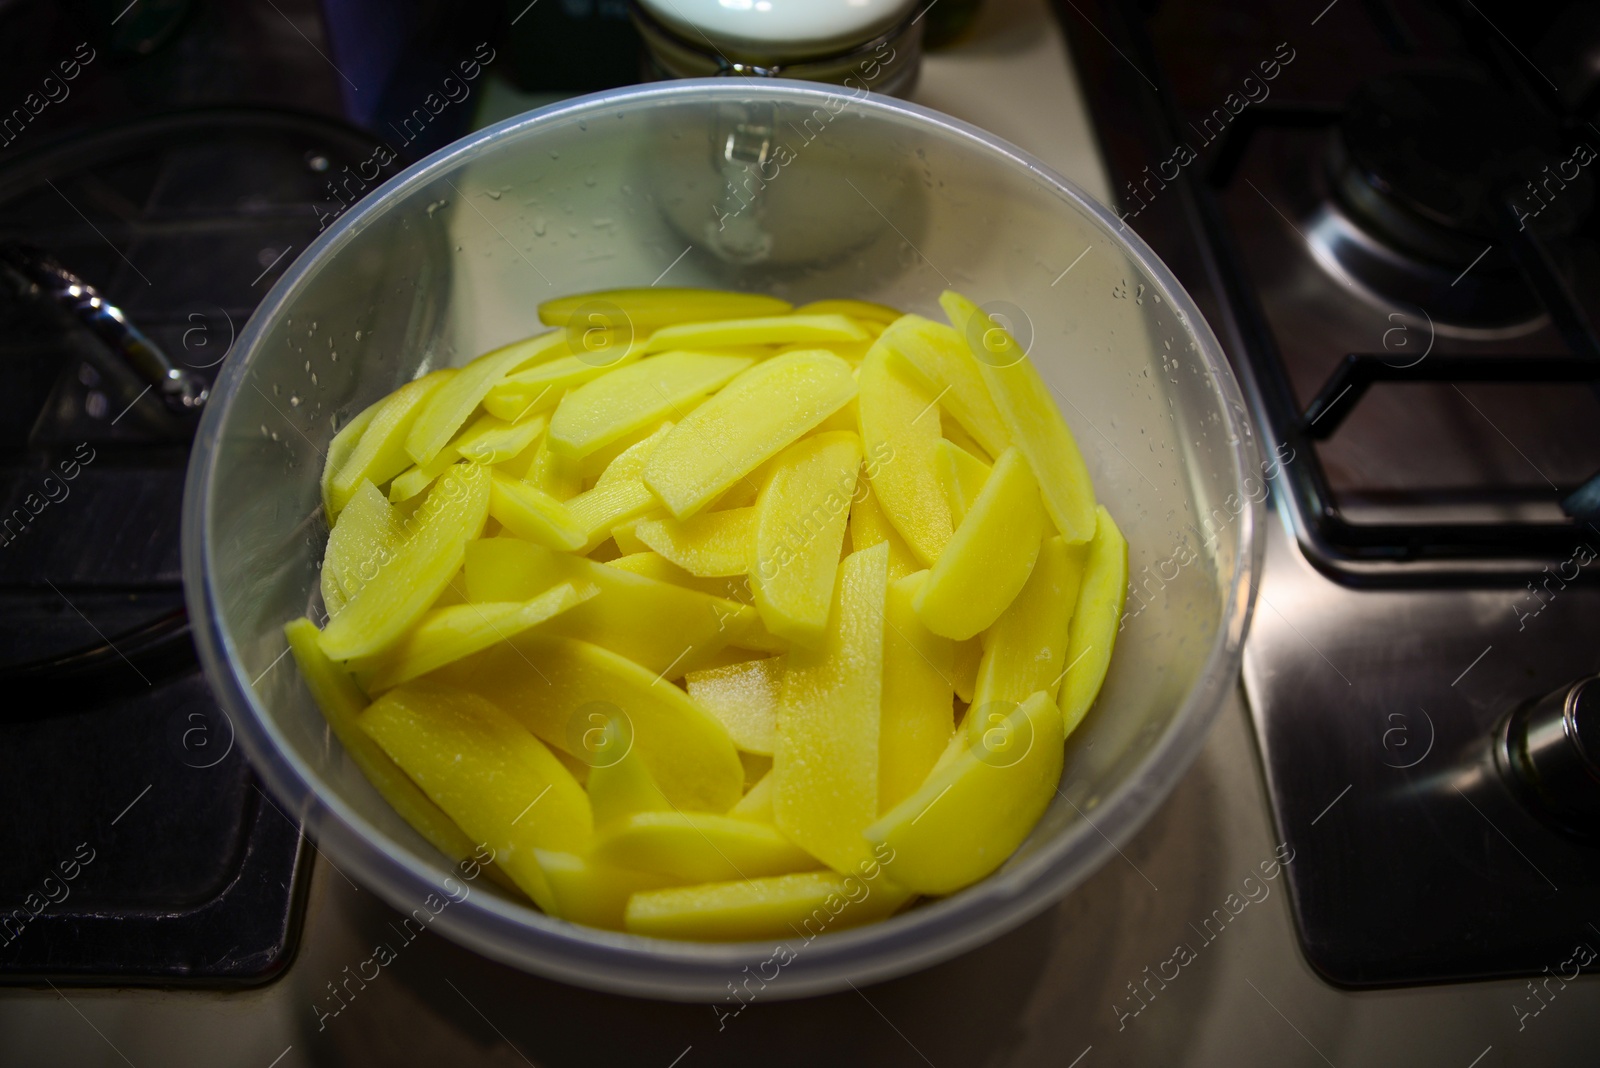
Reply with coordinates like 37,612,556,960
1311,71,1591,331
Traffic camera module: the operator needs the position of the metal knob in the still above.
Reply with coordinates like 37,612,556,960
1500,676,1600,834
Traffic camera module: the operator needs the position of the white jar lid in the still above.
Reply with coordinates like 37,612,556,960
636,0,918,61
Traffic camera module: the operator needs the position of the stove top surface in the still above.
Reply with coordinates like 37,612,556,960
1064,0,1600,986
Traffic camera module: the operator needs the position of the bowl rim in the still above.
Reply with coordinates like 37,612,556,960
182,76,1263,1001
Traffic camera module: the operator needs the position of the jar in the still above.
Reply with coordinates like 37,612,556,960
630,0,924,97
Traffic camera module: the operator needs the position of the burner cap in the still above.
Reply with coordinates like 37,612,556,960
1333,71,1588,265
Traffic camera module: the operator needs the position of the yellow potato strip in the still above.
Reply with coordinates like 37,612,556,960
644,350,857,520
773,542,887,874
940,290,1097,544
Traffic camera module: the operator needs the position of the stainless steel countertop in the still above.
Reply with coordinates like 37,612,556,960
4,2,1595,1064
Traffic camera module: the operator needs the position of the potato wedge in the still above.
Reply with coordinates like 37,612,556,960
1059,505,1128,737
644,350,857,520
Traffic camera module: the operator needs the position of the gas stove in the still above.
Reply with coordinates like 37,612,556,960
1064,0,1600,985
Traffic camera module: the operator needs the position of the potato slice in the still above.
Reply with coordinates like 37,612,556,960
530,433,583,500
951,636,981,704
488,470,586,551
605,551,752,603
561,422,673,550
913,446,1045,641
635,507,757,578
935,438,991,527
971,537,1085,714
880,314,1010,458
358,682,594,910
548,351,753,459
857,343,952,567
327,370,456,515
684,656,782,755
453,411,547,465
538,287,791,330
939,291,1096,544
285,619,487,871
846,474,919,580
773,542,887,874
321,480,403,616
749,431,861,645
880,571,955,812
351,583,595,693
463,538,752,677
730,771,775,822
483,346,642,423
865,690,1063,895
642,314,867,354
433,632,744,813
405,331,567,466
792,299,904,325
585,724,672,829
533,850,679,930
319,463,490,661
644,350,857,520
593,811,818,882
626,869,909,940
1059,505,1128,737
321,397,382,520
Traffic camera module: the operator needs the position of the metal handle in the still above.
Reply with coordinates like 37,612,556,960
0,241,208,413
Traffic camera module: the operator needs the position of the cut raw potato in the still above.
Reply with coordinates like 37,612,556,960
773,542,887,874
625,869,908,941
538,287,792,330
482,346,639,423
643,350,857,519
605,551,753,604
547,351,753,459
432,633,744,814
488,470,586,551
530,434,584,499
749,431,862,645
1059,505,1128,737
866,690,1063,895
284,619,485,872
913,446,1045,641
358,682,593,910
857,343,952,567
452,411,547,465
585,729,672,829
327,369,455,515
792,299,904,325
291,286,1121,941
319,463,490,661
406,331,567,466
594,811,819,882
936,438,991,527
684,656,783,755
971,537,1085,714
321,397,382,519
730,772,775,822
880,314,1010,458
846,475,919,580
635,507,757,577
350,583,595,693
951,636,981,704
879,571,955,812
321,480,403,616
939,290,1096,544
642,314,868,353
534,850,677,930
464,538,752,676
563,422,675,552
